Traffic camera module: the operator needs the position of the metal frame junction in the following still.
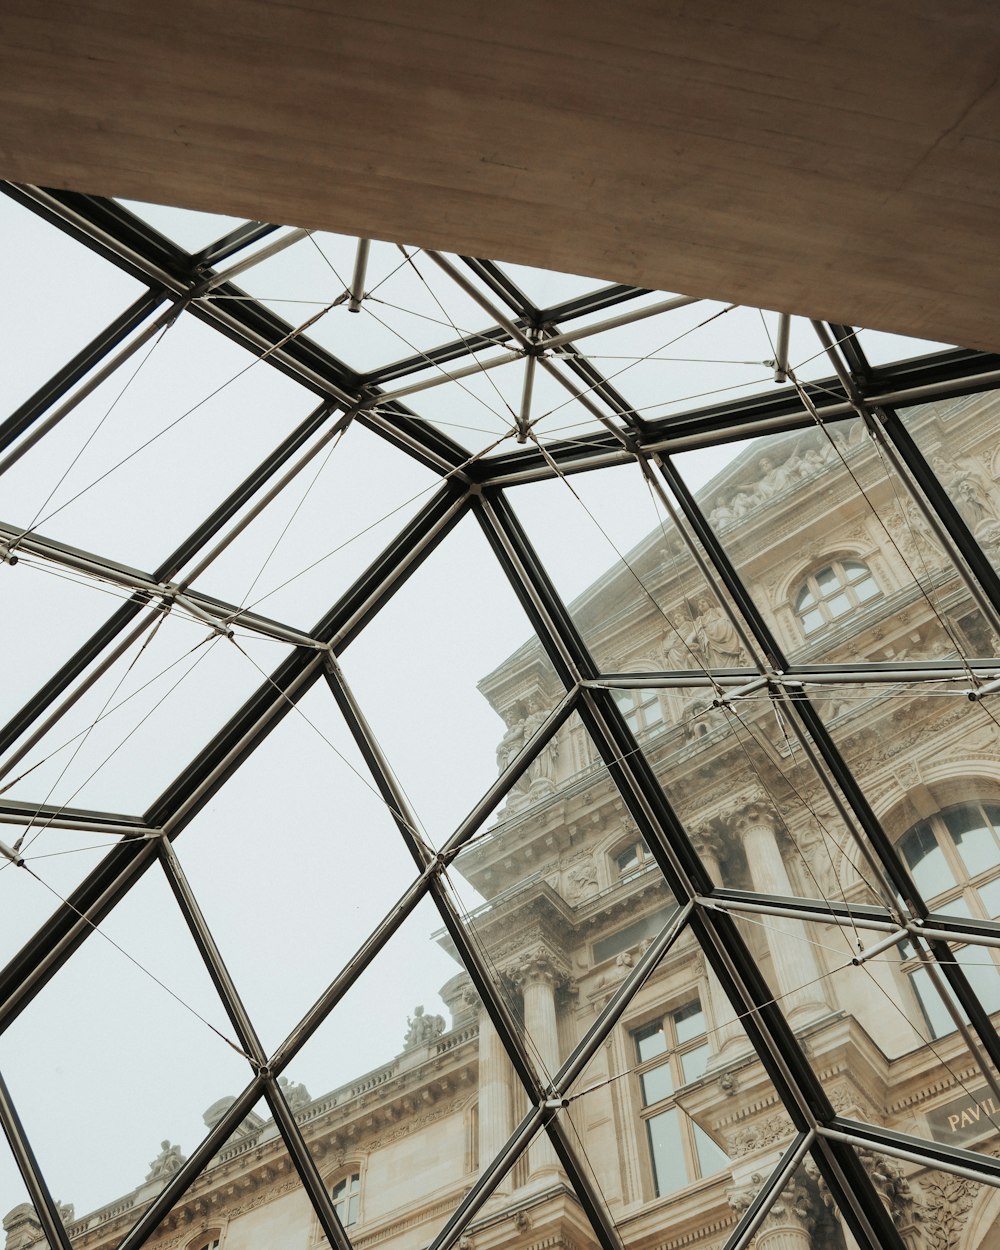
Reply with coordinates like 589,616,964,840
2,180,1000,1250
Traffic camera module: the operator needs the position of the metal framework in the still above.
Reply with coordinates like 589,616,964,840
2,182,1000,1250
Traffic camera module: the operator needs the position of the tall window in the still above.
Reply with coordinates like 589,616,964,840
898,802,1000,1038
633,999,729,1195
613,688,665,736
794,559,880,635
331,1172,361,1227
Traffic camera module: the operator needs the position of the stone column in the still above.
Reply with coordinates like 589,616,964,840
728,1174,818,1250
519,952,564,1179
477,1005,514,1188
691,825,748,1061
729,800,830,1025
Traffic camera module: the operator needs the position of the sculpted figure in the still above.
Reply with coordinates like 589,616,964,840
523,697,558,785
755,453,791,499
709,496,735,528
565,860,598,903
685,596,745,668
146,1140,186,1182
496,706,525,773
404,1004,445,1049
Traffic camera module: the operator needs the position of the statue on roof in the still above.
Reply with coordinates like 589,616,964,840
404,1004,445,1049
146,1140,186,1183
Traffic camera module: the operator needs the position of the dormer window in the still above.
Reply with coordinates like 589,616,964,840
613,688,665,735
616,838,653,883
794,559,880,636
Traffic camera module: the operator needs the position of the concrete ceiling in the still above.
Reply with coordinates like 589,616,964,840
2,1,999,350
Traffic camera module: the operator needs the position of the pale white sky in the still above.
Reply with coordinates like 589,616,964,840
0,192,949,1219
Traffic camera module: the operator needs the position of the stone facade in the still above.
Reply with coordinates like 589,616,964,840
8,393,1000,1250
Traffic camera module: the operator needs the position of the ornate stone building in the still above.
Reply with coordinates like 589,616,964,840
7,392,1000,1250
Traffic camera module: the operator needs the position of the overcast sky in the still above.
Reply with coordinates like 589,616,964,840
0,192,946,1220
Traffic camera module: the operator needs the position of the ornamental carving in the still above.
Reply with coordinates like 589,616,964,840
921,1170,978,1250
727,1111,793,1157
727,1171,819,1238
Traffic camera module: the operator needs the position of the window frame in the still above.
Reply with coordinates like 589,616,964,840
792,557,881,637
330,1168,362,1229
612,687,667,736
897,801,1000,1040
630,997,729,1198
614,837,655,884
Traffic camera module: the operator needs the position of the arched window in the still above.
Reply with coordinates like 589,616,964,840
331,1172,361,1227
793,559,880,635
898,802,1000,1038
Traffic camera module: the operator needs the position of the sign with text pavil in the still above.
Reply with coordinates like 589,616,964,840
927,1089,1000,1145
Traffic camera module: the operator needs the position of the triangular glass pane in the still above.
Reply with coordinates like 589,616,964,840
181,417,439,631
357,247,514,370
288,896,484,1240
0,819,122,964
494,262,609,311
1,613,292,815
443,711,682,1096
508,459,757,676
0,557,136,735
626,689,892,913
60,1091,330,1250
0,864,251,1226
337,512,563,841
726,909,1000,1165
899,389,1000,590
0,309,314,572
817,687,1000,904
168,678,422,1053
0,195,144,418
115,198,250,254
394,358,523,452
547,302,829,427
674,414,1000,667
558,992,793,1246
856,326,958,366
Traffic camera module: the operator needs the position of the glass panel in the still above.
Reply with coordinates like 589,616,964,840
1,614,292,815
0,557,137,737
167,680,422,1052
901,821,958,899
647,1109,684,1195
676,414,999,669
109,1092,319,1250
0,821,119,968
116,198,249,253
0,310,314,571
0,196,145,418
0,866,250,1223
899,391,1000,591
185,418,439,632
681,1044,710,1083
289,896,484,1244
635,1020,667,1062
509,458,755,676
641,1065,674,1106
337,513,562,841
946,804,1000,878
